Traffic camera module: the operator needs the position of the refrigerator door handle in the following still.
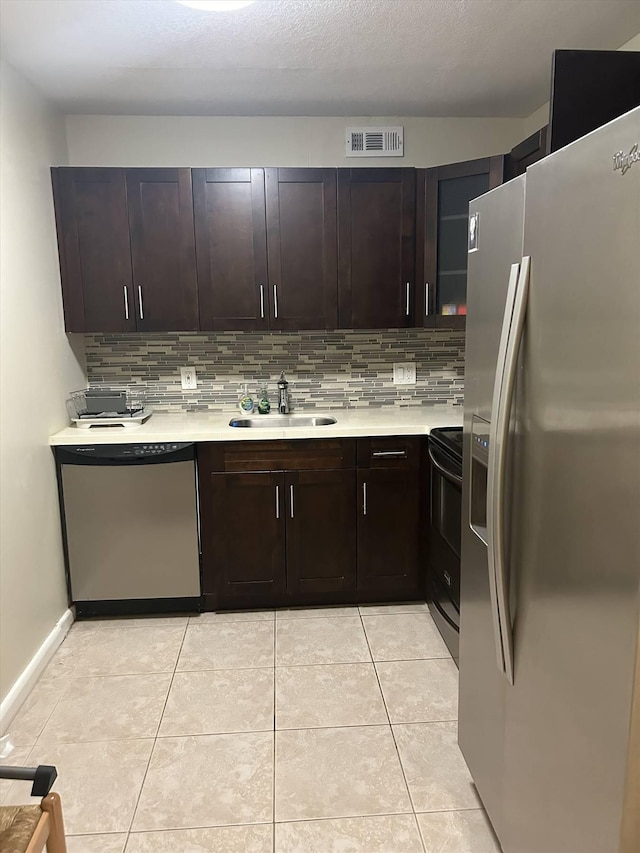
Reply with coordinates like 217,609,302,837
488,256,531,686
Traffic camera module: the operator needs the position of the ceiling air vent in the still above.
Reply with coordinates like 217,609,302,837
345,126,404,158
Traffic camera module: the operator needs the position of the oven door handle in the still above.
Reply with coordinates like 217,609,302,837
428,447,462,485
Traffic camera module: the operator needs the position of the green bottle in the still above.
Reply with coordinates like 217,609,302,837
258,385,271,415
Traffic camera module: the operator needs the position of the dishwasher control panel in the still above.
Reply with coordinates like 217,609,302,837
56,442,195,464
130,443,185,456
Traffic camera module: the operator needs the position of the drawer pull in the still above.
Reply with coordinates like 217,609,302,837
363,481,367,516
372,450,407,458
275,484,280,519
290,483,294,518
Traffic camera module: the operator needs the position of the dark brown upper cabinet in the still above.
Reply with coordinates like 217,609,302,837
52,167,199,332
265,168,338,330
505,127,548,181
548,49,640,154
416,156,503,329
125,168,199,332
337,168,416,329
193,168,269,331
52,168,136,333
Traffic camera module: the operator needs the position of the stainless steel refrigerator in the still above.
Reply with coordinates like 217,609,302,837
459,106,640,853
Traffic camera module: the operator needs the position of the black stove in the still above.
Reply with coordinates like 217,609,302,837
429,426,463,463
426,425,463,665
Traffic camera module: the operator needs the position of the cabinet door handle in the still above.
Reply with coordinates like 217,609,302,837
275,484,280,519
138,286,144,320
273,284,279,319
363,481,367,516
289,483,294,518
405,282,411,316
372,449,407,458
123,286,129,320
259,284,265,319
425,282,430,316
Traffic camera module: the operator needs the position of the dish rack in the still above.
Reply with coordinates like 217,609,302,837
66,388,151,429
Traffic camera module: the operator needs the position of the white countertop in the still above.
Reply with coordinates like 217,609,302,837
49,407,463,446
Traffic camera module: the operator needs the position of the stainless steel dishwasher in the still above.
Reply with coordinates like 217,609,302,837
55,442,201,616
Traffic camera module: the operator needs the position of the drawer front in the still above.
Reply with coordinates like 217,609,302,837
357,436,420,469
200,439,356,473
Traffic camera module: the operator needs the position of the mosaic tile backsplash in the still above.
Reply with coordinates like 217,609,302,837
84,330,465,413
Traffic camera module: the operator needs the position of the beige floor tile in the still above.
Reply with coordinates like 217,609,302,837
6,739,154,835
359,603,429,616
71,626,186,677
394,722,481,812
67,834,128,853
125,824,274,852
38,674,171,744
376,659,459,723
275,725,411,822
276,663,387,729
42,631,89,678
417,809,501,853
362,614,449,661
276,607,358,620
0,747,30,805
276,617,370,666
275,814,424,852
158,668,274,736
190,610,275,624
4,678,71,747
71,615,189,631
132,732,273,831
177,622,274,671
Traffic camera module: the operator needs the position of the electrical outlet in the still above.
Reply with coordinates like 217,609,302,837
180,366,197,390
393,363,416,385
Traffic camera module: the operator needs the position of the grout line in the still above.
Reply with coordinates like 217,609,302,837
412,811,428,853
273,618,277,853
126,622,188,836
414,806,483,814
358,608,423,847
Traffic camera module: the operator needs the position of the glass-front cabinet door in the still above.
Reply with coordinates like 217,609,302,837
416,156,504,327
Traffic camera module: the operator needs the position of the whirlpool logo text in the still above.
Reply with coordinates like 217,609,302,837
612,142,639,175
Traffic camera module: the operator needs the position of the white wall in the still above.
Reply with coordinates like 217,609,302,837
0,61,86,702
64,114,525,168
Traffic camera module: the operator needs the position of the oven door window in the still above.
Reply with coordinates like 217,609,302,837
431,462,462,558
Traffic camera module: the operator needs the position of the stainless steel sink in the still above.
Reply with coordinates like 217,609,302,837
229,415,337,428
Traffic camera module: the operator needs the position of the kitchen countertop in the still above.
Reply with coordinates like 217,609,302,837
49,407,463,446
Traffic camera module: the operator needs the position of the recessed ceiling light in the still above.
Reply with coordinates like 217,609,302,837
176,0,256,11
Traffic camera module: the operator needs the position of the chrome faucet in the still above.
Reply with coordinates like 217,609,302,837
277,371,290,414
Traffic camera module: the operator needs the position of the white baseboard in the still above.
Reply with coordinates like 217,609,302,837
0,608,74,736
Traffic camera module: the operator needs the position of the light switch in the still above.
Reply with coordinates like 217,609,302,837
393,363,416,385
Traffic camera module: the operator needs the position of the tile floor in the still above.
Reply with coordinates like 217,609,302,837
2,603,501,852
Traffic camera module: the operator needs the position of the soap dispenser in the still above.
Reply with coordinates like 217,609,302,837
239,384,254,415
258,385,271,415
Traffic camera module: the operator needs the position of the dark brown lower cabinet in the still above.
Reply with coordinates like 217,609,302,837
356,437,422,600
357,467,421,598
199,437,425,610
204,470,286,609
285,469,356,600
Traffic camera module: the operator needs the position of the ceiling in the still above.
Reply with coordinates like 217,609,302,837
1,0,638,117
